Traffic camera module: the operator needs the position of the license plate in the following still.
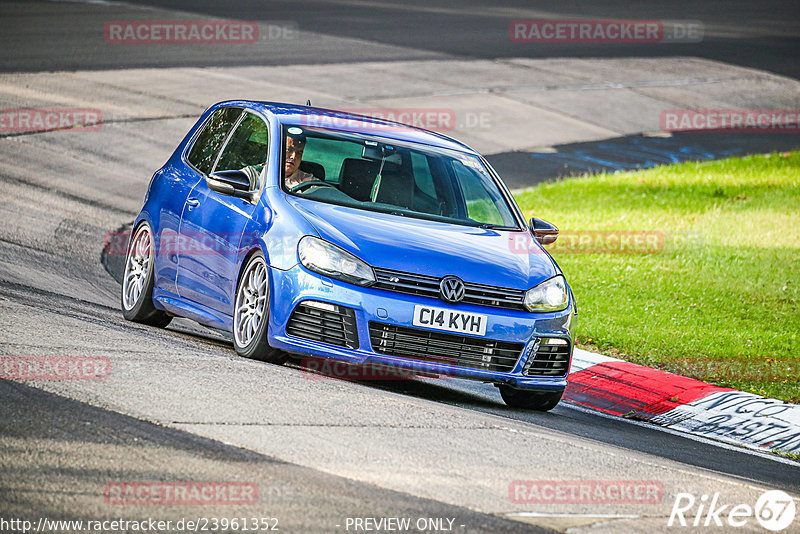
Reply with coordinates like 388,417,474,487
412,304,487,336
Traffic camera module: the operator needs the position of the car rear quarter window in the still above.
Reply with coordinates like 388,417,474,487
186,107,242,175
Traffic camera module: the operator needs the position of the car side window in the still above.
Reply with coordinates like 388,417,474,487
213,112,270,190
449,160,513,226
186,107,243,175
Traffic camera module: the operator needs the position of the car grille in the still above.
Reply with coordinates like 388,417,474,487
368,322,524,373
372,267,527,311
286,301,359,349
522,338,571,377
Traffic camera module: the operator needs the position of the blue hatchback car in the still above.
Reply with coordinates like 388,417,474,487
122,100,576,410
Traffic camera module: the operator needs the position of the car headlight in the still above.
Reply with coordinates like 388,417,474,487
298,236,375,287
524,275,569,312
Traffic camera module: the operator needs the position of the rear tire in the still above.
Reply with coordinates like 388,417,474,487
498,385,563,411
121,222,172,328
233,252,286,364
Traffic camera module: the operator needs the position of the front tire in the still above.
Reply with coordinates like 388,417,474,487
233,253,286,364
498,385,563,411
121,222,172,327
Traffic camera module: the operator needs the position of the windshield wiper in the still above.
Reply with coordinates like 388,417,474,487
478,223,519,230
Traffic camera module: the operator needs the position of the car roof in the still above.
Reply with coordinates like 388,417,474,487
214,100,478,154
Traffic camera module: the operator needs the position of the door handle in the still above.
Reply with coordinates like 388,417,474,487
186,198,200,208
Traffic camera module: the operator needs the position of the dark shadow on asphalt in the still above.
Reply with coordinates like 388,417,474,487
288,356,508,409
0,380,556,533
103,1,800,80
487,132,800,189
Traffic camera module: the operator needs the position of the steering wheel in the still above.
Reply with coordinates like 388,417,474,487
290,180,337,193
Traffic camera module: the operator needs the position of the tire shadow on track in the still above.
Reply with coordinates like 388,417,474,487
288,356,509,409
101,222,132,286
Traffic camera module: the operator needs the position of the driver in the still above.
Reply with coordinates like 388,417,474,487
284,132,315,189
238,131,315,190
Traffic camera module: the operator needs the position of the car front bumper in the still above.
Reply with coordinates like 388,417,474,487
267,264,575,392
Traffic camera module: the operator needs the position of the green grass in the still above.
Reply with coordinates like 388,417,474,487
773,449,800,462
514,152,800,403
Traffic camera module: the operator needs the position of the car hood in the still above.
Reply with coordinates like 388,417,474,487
288,196,558,290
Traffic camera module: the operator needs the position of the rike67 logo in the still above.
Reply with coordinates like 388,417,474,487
668,490,796,531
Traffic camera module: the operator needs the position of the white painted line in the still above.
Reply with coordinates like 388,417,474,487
506,512,639,519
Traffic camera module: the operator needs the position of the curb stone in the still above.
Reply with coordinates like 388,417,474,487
566,349,800,456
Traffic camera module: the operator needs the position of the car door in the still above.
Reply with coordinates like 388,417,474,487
176,110,270,317
154,106,243,295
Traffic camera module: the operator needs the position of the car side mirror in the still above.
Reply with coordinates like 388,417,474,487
529,217,559,245
207,170,254,200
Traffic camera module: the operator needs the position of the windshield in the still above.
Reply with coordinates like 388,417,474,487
280,125,521,229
